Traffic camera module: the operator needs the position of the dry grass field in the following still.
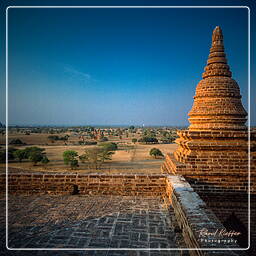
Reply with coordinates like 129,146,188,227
0,132,177,174
0,132,77,145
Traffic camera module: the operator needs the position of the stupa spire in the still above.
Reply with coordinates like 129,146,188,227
188,26,247,130
202,26,231,78
211,26,224,52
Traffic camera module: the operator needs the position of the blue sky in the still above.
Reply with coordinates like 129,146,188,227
0,0,255,126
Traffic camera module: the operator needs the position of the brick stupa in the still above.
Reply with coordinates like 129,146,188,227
162,26,255,194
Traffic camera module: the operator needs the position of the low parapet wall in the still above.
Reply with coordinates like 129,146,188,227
166,175,244,255
0,173,166,196
0,173,243,255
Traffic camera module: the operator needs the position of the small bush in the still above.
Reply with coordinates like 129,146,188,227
149,148,164,158
48,135,59,142
9,138,25,145
8,148,18,161
41,156,50,165
138,137,158,144
0,150,5,163
99,137,108,142
98,142,118,151
70,159,79,169
132,138,137,144
79,140,97,145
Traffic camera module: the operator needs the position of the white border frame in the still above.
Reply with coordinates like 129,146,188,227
5,5,251,252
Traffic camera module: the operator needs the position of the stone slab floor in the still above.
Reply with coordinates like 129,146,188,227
0,195,187,256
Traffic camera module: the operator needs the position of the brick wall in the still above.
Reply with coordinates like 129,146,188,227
166,175,245,255
0,173,166,196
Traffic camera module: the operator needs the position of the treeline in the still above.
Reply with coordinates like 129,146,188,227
48,135,69,143
0,146,49,165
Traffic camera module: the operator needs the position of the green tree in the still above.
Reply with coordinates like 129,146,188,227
98,142,118,151
63,150,78,169
9,138,25,145
0,148,16,163
70,159,79,169
8,148,18,161
99,149,114,162
160,137,175,144
41,156,50,165
48,135,59,143
29,151,44,165
24,147,45,159
79,147,114,170
149,148,164,159
138,137,158,144
13,149,26,162
143,129,156,138
61,135,69,143
0,150,5,163
132,138,137,144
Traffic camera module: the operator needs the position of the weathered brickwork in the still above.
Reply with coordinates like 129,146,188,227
165,175,244,255
0,173,166,196
161,26,255,254
162,147,255,194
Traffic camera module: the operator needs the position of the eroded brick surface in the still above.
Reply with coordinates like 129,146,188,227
0,195,185,255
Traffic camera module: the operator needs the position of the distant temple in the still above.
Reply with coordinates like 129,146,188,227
162,26,256,251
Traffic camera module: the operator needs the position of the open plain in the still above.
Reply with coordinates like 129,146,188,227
0,128,178,174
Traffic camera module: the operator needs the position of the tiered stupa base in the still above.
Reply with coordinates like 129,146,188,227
162,130,256,194
162,129,256,252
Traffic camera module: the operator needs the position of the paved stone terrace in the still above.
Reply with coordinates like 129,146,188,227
0,195,186,256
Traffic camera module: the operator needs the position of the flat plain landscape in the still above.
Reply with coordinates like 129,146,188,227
0,126,178,174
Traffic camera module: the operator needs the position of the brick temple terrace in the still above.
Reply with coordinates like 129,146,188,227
0,27,255,256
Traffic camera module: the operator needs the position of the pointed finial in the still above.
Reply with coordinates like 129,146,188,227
211,26,224,49
202,26,231,78
213,26,223,38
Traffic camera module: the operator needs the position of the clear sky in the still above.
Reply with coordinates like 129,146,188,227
0,0,255,126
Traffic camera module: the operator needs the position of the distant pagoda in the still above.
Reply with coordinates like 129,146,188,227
162,26,255,194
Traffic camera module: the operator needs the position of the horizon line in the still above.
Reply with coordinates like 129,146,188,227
4,123,189,128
